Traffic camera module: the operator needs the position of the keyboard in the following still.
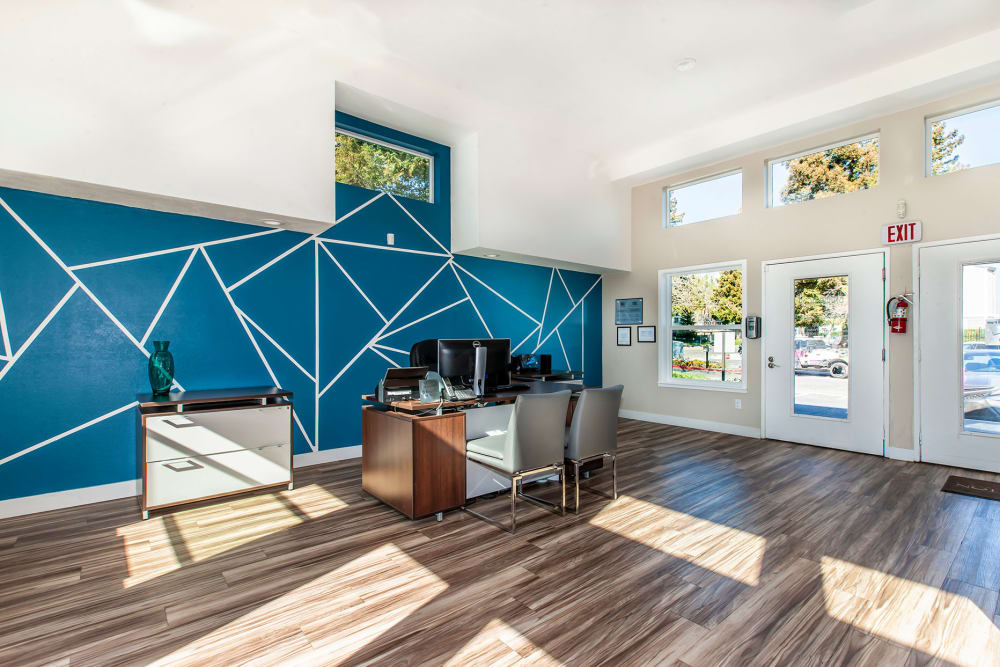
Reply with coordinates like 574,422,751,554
451,387,477,401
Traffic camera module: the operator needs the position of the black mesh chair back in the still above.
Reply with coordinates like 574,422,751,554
409,339,439,372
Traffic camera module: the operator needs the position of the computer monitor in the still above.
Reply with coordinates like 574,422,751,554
437,338,511,389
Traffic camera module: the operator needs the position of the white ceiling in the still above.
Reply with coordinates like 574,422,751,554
2,1,1000,269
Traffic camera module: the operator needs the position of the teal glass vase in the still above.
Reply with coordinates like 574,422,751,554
148,341,175,395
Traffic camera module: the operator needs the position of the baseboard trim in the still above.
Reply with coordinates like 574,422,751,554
619,409,761,439
885,446,917,462
294,445,362,468
0,479,141,520
0,446,364,520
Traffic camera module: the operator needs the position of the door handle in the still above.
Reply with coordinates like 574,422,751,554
164,459,203,472
767,356,778,369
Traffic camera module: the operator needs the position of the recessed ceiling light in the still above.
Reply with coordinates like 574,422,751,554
484,253,500,258
261,219,282,226
675,57,697,72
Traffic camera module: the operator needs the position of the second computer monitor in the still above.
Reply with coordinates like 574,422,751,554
437,338,511,389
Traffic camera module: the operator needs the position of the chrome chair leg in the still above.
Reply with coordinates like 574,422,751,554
574,460,581,514
560,465,566,516
510,475,518,533
612,453,618,499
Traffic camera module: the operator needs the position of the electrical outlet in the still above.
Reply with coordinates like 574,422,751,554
734,399,742,409
386,233,395,246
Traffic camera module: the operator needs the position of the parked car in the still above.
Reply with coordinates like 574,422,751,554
795,337,849,378
963,349,1000,423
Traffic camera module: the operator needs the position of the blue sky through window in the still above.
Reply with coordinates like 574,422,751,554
933,103,1000,172
668,171,742,226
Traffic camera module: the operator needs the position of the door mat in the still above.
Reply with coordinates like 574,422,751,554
942,475,1000,501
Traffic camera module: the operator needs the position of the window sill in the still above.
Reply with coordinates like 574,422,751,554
657,381,748,394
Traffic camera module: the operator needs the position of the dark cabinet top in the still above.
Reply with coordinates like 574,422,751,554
137,386,291,409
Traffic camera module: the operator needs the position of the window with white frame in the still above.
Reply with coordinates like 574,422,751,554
664,170,742,227
767,134,879,208
926,99,1000,176
658,261,746,390
335,129,434,202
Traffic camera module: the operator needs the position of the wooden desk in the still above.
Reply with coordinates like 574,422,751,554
361,382,601,519
512,370,584,382
362,407,466,519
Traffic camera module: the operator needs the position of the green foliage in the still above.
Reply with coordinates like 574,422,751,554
930,121,966,175
710,270,742,324
781,138,879,204
671,270,742,325
335,132,431,202
668,194,685,225
794,276,848,332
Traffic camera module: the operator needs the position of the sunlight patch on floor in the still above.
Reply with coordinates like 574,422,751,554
820,556,1000,666
589,495,766,586
445,618,559,666
116,485,347,587
152,539,446,665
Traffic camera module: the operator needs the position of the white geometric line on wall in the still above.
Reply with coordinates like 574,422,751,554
317,238,449,258
65,228,284,272
331,191,385,226
139,248,198,348
512,324,541,354
372,344,409,356
0,401,138,466
555,329,571,371
453,262,541,326
318,241,387,323
226,234,313,293
0,287,12,358
314,240,320,451
370,347,401,369
556,269,574,302
0,184,598,485
538,268,554,349
234,308,316,452
237,307,316,383
0,284,78,384
318,260,452,398
292,410,315,452
533,276,602,352
449,261,492,338
376,297,469,342
0,195,169,373
383,191,452,256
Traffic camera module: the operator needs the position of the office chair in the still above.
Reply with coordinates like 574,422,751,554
564,385,624,513
464,390,571,533
409,339,438,372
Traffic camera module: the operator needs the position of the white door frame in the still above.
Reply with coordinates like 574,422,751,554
761,247,890,453
912,231,1000,461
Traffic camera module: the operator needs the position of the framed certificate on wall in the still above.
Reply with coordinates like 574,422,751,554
617,326,632,346
615,298,643,325
637,325,656,342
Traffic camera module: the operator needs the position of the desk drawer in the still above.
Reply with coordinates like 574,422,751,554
145,443,291,509
145,405,291,463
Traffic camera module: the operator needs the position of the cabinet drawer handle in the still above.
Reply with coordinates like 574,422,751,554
163,460,204,472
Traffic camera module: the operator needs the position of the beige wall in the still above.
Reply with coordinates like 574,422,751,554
604,81,1000,450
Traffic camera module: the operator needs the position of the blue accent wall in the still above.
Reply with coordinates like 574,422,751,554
0,122,602,502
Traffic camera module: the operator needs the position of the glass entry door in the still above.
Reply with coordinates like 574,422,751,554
763,252,885,454
920,238,1000,472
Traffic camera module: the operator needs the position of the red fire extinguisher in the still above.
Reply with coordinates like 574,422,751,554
887,294,912,334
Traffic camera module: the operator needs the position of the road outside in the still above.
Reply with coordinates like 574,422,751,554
794,370,848,419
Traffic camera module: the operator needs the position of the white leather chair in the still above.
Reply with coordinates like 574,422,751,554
464,390,571,533
565,385,624,513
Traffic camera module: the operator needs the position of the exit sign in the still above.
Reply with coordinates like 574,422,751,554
882,220,922,245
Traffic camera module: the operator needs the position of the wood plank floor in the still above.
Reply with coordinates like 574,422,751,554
2,419,1000,666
